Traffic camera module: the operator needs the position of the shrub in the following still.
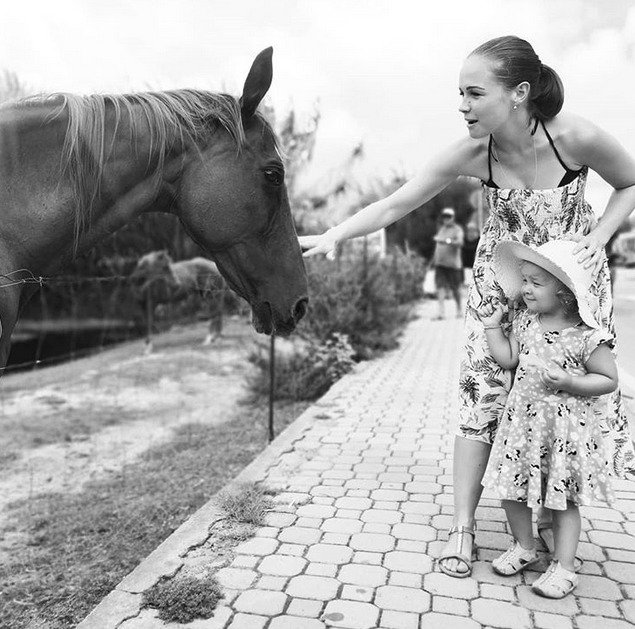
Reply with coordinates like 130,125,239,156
248,333,355,401
386,246,427,304
247,247,425,401
301,253,414,357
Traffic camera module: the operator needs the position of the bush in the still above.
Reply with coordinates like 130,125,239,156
301,252,416,358
247,247,425,401
386,246,427,304
248,333,355,401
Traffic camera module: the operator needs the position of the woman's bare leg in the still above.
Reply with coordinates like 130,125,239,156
439,436,491,574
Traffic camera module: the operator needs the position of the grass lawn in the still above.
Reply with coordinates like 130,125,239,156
0,398,309,629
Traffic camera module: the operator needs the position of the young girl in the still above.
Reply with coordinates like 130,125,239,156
479,239,618,599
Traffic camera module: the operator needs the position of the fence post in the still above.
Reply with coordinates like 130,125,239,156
33,284,48,369
268,333,275,442
217,280,226,337
69,282,78,359
145,288,153,350
362,235,370,323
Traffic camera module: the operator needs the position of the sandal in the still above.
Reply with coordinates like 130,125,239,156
537,523,583,572
532,560,578,598
437,525,477,578
492,540,539,576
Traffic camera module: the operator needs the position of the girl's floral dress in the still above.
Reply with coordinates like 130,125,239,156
459,168,634,479
481,310,615,509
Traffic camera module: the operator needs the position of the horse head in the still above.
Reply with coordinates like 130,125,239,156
131,250,173,282
129,250,180,300
177,48,308,336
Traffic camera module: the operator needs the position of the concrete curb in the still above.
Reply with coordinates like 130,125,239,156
77,349,370,628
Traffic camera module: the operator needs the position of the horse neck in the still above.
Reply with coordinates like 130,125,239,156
0,97,183,274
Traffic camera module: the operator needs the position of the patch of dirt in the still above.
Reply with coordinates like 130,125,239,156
0,316,264,555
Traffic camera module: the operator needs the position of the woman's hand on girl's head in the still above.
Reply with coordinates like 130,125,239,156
298,232,339,260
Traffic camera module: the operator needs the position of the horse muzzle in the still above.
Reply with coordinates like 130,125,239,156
252,297,308,336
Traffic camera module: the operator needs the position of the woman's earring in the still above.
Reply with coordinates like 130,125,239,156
513,104,518,110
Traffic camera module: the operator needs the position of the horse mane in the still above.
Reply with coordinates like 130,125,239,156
15,90,276,251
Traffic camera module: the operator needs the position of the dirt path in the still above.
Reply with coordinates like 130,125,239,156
0,316,262,532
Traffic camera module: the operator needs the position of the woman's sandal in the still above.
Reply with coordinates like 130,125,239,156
532,560,578,598
437,525,477,578
537,523,583,572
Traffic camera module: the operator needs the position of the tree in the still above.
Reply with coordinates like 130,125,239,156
0,70,31,103
385,177,480,260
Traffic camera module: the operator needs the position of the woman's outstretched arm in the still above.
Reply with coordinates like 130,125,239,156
299,138,473,258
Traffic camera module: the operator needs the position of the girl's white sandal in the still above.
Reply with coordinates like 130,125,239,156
492,540,539,576
532,561,578,599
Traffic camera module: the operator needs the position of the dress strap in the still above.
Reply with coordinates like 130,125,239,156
487,135,494,186
541,120,571,171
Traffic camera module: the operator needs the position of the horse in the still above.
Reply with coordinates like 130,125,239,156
130,250,230,347
0,47,308,368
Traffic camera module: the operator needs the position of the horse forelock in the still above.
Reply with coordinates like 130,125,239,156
20,89,278,252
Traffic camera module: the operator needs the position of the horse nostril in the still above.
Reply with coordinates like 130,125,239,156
293,298,308,322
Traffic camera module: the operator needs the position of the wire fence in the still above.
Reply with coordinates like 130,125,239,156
1,269,239,370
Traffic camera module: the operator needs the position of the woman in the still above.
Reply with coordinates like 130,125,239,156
299,36,635,578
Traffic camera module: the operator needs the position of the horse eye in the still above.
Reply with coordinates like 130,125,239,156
264,169,283,186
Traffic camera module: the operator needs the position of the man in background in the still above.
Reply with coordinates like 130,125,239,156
432,207,464,320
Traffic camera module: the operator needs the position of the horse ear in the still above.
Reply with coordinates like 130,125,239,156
240,47,273,119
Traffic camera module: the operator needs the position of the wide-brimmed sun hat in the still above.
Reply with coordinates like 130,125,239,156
493,239,599,328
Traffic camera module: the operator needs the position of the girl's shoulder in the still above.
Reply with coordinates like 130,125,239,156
561,324,613,361
581,326,614,359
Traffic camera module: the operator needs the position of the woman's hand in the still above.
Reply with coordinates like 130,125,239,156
570,231,609,274
298,231,339,260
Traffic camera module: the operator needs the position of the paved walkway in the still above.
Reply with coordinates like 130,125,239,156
80,302,635,629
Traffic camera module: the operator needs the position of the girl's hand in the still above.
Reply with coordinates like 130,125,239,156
298,231,339,260
478,300,505,328
542,360,572,391
570,231,608,274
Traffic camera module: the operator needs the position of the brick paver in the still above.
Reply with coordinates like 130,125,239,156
78,302,635,628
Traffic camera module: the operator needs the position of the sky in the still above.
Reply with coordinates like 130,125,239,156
1,0,635,212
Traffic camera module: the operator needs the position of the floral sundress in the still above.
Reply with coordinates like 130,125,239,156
458,167,635,478
481,310,615,510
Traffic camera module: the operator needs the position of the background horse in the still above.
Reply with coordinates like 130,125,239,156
0,47,307,367
131,250,230,347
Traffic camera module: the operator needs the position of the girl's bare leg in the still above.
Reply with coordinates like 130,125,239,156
536,507,555,552
552,502,580,572
502,500,535,549
439,436,491,574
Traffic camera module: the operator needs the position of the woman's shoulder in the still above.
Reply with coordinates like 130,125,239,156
444,135,490,179
543,112,604,168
